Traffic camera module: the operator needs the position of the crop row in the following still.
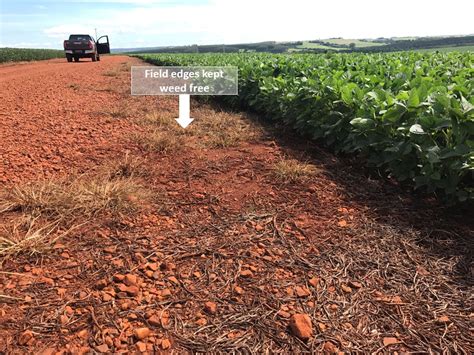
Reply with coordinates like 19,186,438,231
0,48,64,63
136,52,474,203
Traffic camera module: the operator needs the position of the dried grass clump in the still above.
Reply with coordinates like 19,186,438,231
138,111,178,129
106,104,131,119
103,70,119,77
189,109,260,148
138,107,260,151
0,218,75,258
102,152,148,179
0,172,150,258
272,158,320,182
0,176,149,220
132,130,185,154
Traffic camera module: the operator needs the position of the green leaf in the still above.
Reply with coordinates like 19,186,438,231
383,104,406,122
407,89,420,108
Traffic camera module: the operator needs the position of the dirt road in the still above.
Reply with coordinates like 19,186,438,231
0,56,472,353
0,56,154,183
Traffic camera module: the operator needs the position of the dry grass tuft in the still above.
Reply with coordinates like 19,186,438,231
119,62,132,72
272,158,320,182
67,83,80,91
138,111,178,129
0,176,149,221
0,169,150,258
102,152,149,179
135,107,259,148
103,70,119,77
187,108,260,148
132,129,185,154
0,218,76,258
106,104,131,119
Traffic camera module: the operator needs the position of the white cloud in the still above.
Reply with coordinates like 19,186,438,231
4,41,55,48
42,0,474,47
44,25,94,39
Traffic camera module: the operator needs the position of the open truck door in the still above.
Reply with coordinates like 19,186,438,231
97,36,110,54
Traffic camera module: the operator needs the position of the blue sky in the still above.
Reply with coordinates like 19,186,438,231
1,0,473,49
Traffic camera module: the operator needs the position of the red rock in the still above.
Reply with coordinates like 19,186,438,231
77,329,88,339
204,301,217,314
124,274,138,286
416,266,430,276
240,270,253,278
41,277,55,286
147,263,159,271
160,288,171,297
59,314,69,325
308,277,320,287
323,341,338,353
159,311,170,326
160,262,176,271
337,220,348,227
136,341,147,352
18,330,34,345
96,344,109,353
161,338,171,349
113,274,125,282
134,327,151,340
196,318,207,326
102,292,113,302
39,347,56,355
148,315,161,327
95,279,107,289
295,286,311,297
233,285,244,295
383,337,400,346
277,310,291,318
289,314,313,341
436,315,450,324
168,276,179,285
341,284,352,293
126,286,140,296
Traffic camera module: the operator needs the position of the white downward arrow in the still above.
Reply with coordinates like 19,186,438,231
175,94,194,128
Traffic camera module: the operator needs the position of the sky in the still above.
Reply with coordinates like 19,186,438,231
1,0,473,49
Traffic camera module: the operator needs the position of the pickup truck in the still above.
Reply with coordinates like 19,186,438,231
63,34,110,62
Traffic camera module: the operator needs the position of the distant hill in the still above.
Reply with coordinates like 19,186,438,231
113,35,474,54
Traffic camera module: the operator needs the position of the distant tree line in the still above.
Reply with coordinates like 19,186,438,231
349,36,474,53
128,36,474,54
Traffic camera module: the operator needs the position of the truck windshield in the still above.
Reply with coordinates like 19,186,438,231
69,35,91,41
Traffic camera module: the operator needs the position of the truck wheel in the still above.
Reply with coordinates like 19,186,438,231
97,55,100,61
66,55,72,63
92,55,97,62
74,57,79,62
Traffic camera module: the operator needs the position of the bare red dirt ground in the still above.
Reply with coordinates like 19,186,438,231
0,56,473,353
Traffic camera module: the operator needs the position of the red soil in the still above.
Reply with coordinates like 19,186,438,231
0,56,472,354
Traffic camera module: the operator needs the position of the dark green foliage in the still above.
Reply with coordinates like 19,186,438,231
0,48,64,63
135,52,474,203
